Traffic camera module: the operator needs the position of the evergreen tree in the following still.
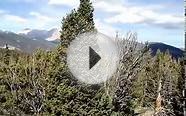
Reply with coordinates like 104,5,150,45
77,0,95,33
44,0,99,115
3,44,10,65
60,0,95,48
132,51,182,116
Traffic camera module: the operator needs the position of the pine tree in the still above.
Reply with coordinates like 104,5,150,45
132,51,182,116
77,0,95,33
60,0,95,48
3,44,10,65
44,0,99,115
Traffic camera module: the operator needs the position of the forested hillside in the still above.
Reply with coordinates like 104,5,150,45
0,0,184,116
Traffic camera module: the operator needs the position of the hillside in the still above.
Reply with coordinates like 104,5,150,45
0,30,56,53
18,28,60,41
149,42,183,59
0,29,183,58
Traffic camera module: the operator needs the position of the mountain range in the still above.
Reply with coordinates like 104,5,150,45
18,28,60,42
0,28,183,59
0,28,60,53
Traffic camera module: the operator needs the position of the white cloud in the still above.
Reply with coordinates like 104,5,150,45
0,9,27,24
29,12,53,28
94,1,183,29
48,0,79,7
30,12,52,22
0,10,5,14
95,19,119,37
94,1,125,13
3,14,27,23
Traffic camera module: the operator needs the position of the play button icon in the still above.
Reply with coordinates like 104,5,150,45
67,32,119,84
89,47,101,69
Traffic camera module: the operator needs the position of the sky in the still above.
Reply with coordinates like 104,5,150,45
0,0,184,48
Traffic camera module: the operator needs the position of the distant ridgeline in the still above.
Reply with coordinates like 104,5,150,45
149,42,183,59
0,41,183,60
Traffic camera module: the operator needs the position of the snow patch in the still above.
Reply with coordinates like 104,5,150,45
46,29,60,41
17,28,31,35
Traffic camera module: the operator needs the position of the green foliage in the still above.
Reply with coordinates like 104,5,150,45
0,0,184,115
0,49,58,115
60,0,95,48
132,51,182,115
0,43,183,116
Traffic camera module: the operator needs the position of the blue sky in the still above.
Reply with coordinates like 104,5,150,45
0,0,184,48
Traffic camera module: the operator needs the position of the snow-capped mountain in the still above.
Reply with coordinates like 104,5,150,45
1,28,183,58
46,29,61,41
18,28,32,35
0,29,57,53
17,28,60,42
